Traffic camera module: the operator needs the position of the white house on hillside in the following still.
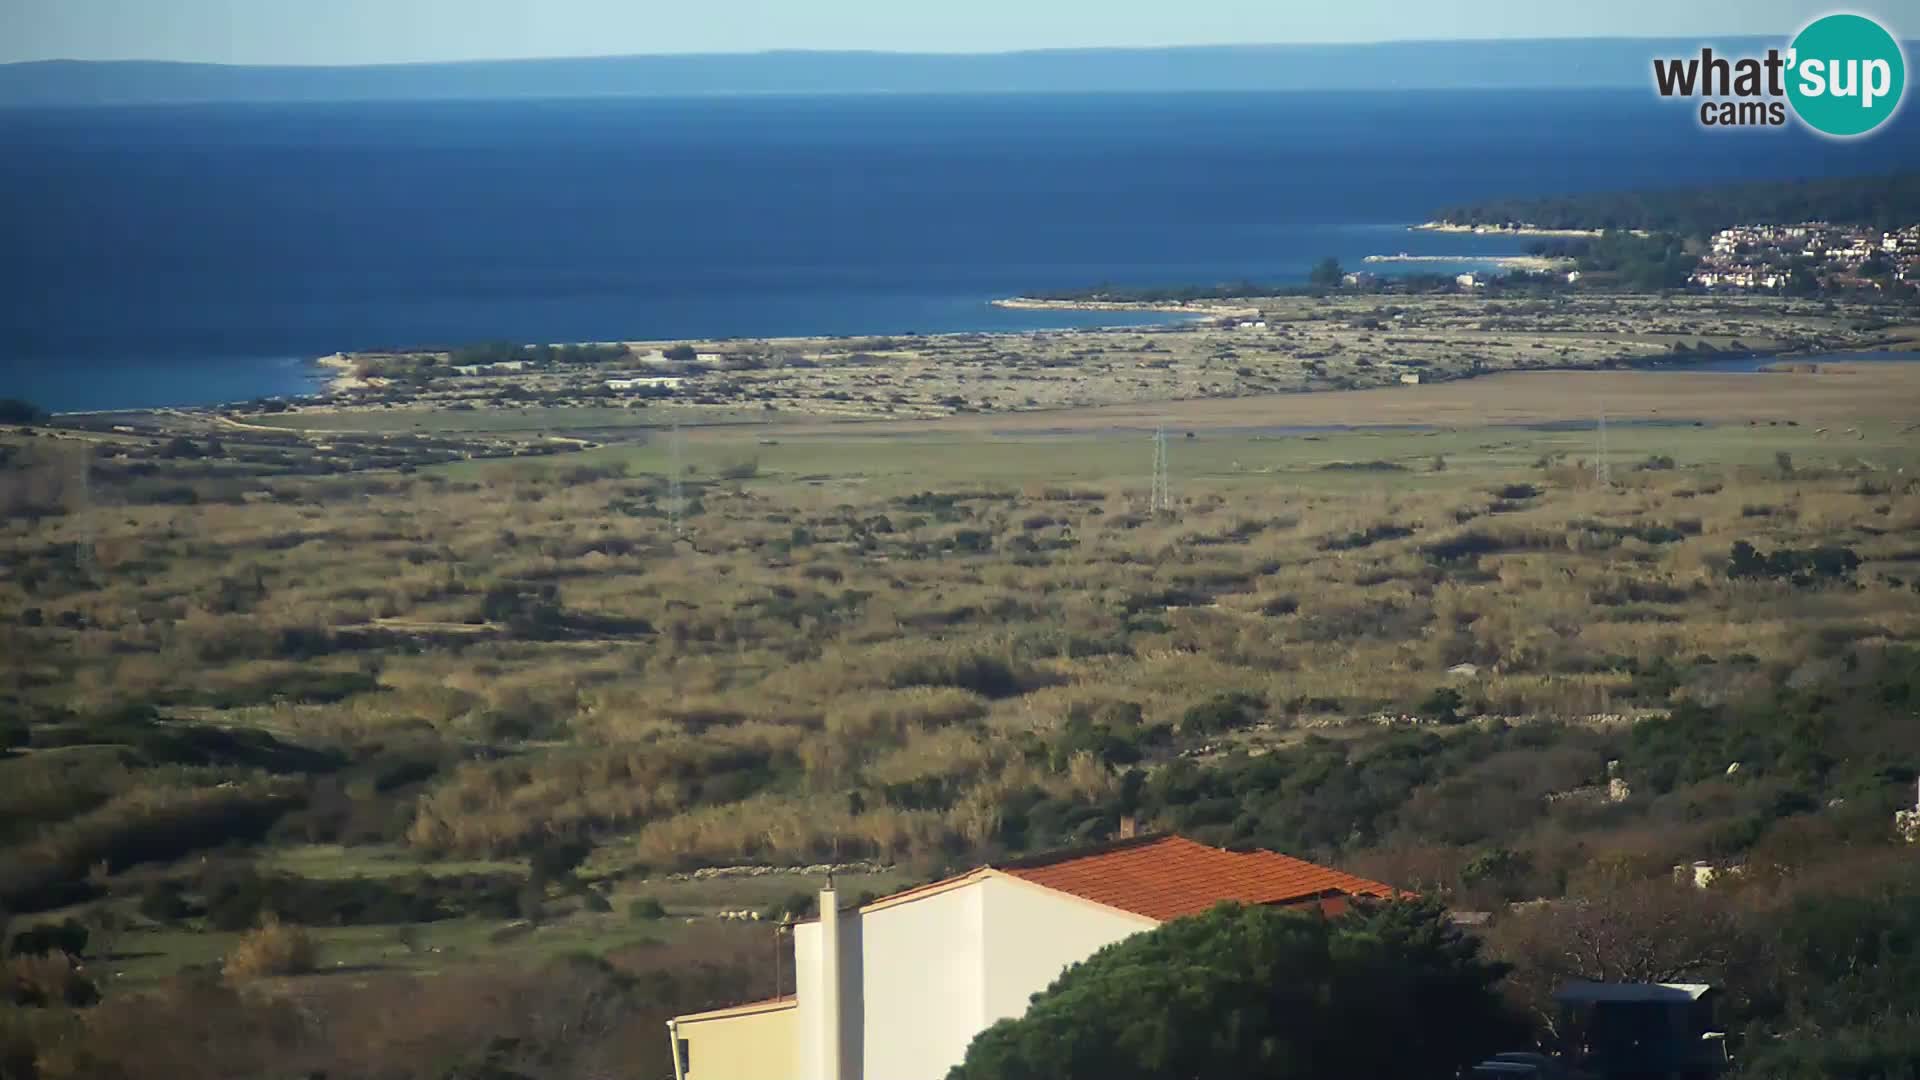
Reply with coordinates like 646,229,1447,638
665,834,1397,1080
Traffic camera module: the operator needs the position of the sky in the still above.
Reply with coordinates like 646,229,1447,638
0,0,1901,66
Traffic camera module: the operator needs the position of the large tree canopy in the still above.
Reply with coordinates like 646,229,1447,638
948,899,1520,1080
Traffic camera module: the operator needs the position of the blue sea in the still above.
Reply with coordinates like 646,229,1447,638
2,91,1917,412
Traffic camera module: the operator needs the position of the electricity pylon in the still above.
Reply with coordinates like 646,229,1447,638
667,423,685,537
1594,407,1612,488
1150,426,1171,515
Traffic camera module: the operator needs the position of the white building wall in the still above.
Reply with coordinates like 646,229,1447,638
976,875,1155,1027
791,875,1156,1080
794,919,824,1080
857,883,987,1080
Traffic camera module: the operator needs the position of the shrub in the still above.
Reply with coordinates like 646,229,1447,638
6,919,87,958
222,917,317,979
1319,524,1414,552
1416,687,1466,725
1182,691,1265,735
950,901,1517,1080
6,951,99,1007
761,891,815,922
138,881,195,923
0,399,47,424
629,897,668,921
1727,540,1861,586
889,650,1025,698
529,840,592,886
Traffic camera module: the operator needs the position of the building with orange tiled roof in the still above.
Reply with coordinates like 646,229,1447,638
665,833,1398,1080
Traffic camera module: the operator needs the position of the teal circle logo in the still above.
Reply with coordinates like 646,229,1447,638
1786,13,1906,137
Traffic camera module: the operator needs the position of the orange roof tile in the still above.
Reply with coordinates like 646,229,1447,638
999,834,1397,922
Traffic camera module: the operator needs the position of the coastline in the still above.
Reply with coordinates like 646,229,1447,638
314,352,375,395
992,297,1260,319
1412,220,1650,238
1361,253,1567,272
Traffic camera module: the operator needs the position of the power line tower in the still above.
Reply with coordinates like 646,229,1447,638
667,423,685,538
1594,407,1612,489
71,442,96,580
1150,426,1171,515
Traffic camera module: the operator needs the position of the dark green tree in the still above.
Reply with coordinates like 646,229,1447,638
1417,686,1466,725
0,398,47,424
1308,257,1345,288
948,900,1518,1080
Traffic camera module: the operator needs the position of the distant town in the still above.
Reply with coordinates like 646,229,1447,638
1692,222,1920,292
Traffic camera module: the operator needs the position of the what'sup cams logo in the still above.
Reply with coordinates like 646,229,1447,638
1653,12,1906,137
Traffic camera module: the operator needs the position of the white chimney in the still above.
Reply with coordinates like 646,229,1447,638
818,884,841,1080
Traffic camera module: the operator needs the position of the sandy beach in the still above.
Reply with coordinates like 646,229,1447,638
314,352,376,394
1361,253,1567,271
992,297,1259,318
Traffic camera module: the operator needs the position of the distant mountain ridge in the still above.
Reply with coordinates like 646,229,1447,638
0,38,1845,105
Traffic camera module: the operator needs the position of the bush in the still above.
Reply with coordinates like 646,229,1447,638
197,865,522,929
950,901,1517,1080
222,917,317,979
6,951,99,1007
629,897,668,921
1319,524,1414,551
761,891,815,922
138,881,195,923
529,840,591,886
0,399,47,425
1416,687,1466,725
1727,540,1861,586
6,919,87,958
890,650,1025,698
1182,691,1265,735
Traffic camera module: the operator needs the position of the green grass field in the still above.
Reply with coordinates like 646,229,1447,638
468,420,1920,493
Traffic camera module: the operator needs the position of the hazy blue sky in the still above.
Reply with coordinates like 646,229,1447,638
1,0,1900,65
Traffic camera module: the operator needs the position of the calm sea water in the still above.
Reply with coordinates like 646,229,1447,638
3,91,1917,412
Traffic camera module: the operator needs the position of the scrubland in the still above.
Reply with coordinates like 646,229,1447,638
295,292,1918,424
3,362,1920,1077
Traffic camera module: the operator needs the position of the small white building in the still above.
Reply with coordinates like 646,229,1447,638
453,360,529,376
666,835,1397,1080
606,376,686,391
